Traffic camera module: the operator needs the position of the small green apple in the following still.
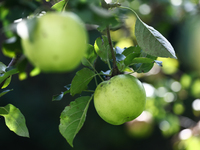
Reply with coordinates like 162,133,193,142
19,12,88,72
94,74,146,125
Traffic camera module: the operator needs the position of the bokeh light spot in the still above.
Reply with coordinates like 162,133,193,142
143,83,155,97
171,81,182,92
139,4,151,15
192,99,200,111
179,129,192,140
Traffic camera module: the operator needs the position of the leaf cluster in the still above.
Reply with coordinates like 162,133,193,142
0,0,177,148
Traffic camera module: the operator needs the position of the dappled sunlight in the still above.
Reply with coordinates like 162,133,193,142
164,92,175,103
179,129,192,140
142,83,155,97
157,57,179,75
139,4,151,15
115,38,134,48
171,81,182,92
16,20,29,39
192,99,200,111
171,0,182,6
126,111,154,139
2,104,29,137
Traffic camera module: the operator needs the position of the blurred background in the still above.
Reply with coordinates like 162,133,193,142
1,0,200,149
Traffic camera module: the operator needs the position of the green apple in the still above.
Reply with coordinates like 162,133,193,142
19,12,88,72
94,74,146,125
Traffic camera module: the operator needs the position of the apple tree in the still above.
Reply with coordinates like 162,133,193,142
0,0,187,148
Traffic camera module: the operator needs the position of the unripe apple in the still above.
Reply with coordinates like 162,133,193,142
94,74,146,125
18,12,88,72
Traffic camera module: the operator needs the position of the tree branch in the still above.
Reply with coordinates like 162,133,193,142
106,26,120,76
102,0,120,77
7,54,21,68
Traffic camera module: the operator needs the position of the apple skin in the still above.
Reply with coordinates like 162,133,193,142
21,12,88,72
94,74,146,125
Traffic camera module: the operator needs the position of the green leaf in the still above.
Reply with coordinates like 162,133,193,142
1,76,12,89
131,57,154,64
0,104,29,137
135,16,177,59
122,46,141,56
0,67,18,85
124,53,141,66
51,0,68,12
52,84,71,101
52,92,64,101
94,36,113,62
0,89,13,97
30,67,40,77
82,44,97,67
59,96,92,147
70,68,96,96
2,37,22,58
52,90,70,101
115,47,126,62
0,62,7,73
132,63,154,73
117,61,128,72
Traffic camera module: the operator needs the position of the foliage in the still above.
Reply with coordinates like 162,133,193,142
0,0,200,149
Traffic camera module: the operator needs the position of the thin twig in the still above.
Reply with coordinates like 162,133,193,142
7,54,21,68
106,25,120,76
101,0,120,76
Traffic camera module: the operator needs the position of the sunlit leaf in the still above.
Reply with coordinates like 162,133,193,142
82,44,97,67
0,67,18,85
2,36,22,58
52,0,68,12
30,67,40,77
0,62,6,74
1,76,12,89
59,96,92,147
94,36,113,62
0,89,13,97
0,104,29,137
135,16,177,59
70,68,96,96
